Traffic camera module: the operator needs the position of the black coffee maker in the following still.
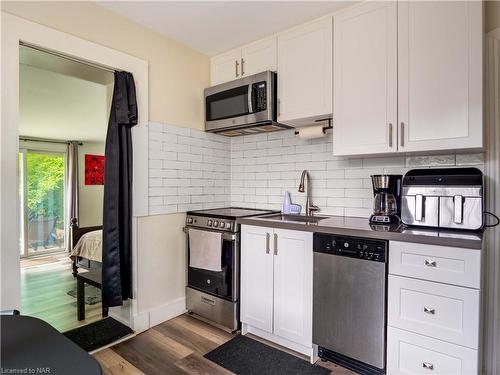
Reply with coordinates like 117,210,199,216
370,175,402,224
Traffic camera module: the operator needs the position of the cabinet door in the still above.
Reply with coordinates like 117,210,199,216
333,2,397,156
211,48,241,85
277,17,332,125
240,225,274,333
398,1,482,152
273,229,313,346
241,36,277,77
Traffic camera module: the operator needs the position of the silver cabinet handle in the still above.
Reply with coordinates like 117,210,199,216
274,233,278,255
388,123,393,148
277,99,281,117
241,58,245,76
400,122,405,147
425,259,437,267
266,233,270,254
422,362,434,370
235,60,239,77
415,194,424,221
424,307,436,314
453,195,463,224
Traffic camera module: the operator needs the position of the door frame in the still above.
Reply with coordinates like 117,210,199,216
484,26,500,375
1,12,149,331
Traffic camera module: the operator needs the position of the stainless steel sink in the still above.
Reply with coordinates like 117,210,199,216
263,213,329,224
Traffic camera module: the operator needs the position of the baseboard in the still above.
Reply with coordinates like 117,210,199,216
131,311,150,332
148,297,187,328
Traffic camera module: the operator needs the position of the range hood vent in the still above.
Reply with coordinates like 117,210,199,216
212,121,292,137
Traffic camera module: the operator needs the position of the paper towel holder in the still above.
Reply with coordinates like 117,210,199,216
294,118,332,135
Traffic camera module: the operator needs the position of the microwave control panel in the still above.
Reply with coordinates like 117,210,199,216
253,82,267,112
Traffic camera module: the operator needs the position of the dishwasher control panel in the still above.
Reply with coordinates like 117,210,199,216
313,233,387,263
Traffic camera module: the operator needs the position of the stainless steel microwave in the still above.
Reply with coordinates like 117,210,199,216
204,71,291,136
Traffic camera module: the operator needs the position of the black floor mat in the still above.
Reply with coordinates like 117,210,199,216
204,335,330,375
63,317,133,352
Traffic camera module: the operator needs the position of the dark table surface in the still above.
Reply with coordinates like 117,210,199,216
1,315,102,375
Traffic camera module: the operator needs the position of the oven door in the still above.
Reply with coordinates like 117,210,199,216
184,228,239,302
204,71,274,132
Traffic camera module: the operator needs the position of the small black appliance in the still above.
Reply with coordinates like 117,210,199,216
370,174,402,224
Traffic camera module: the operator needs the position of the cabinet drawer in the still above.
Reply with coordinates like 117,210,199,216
389,241,481,288
387,327,478,375
388,275,480,349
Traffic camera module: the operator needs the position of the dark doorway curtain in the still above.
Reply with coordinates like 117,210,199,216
102,71,137,308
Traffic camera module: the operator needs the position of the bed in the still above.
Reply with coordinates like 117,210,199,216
69,218,102,277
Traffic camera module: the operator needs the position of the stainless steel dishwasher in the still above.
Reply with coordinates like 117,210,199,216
313,233,387,375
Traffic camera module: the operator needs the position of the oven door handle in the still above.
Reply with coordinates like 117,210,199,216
183,227,237,241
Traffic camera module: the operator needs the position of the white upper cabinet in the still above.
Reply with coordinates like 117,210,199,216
333,0,482,156
277,17,332,125
211,37,277,86
241,36,277,77
211,48,242,86
398,1,483,152
333,2,397,155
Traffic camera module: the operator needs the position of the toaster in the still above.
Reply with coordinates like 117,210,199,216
401,168,483,230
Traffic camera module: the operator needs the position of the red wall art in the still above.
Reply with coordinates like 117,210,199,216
85,154,105,185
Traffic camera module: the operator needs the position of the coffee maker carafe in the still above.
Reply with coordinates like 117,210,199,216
370,175,402,224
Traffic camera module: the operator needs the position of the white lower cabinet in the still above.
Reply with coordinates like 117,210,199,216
387,241,482,374
388,327,479,375
241,225,313,359
388,275,480,349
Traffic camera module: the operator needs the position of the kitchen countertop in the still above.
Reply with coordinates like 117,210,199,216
239,214,484,250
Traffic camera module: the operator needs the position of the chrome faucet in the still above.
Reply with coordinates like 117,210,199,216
298,170,319,216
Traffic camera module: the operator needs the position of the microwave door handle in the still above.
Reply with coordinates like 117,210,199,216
454,195,463,224
415,194,424,221
248,84,253,113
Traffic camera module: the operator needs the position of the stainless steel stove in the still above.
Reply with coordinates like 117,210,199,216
184,207,278,331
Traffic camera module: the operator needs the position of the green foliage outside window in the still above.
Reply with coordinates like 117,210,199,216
26,153,64,228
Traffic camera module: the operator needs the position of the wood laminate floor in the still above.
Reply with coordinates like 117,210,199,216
94,314,355,375
21,256,103,332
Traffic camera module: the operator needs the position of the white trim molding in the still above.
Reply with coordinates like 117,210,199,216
1,13,149,329
484,27,500,375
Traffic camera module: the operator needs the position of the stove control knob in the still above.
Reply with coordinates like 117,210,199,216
344,242,349,248
225,222,231,229
187,217,193,224
219,221,225,228
213,221,219,227
207,220,213,227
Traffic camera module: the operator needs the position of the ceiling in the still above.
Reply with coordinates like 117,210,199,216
20,47,113,142
96,1,353,56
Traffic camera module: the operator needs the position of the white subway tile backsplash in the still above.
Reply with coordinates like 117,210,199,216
149,123,485,218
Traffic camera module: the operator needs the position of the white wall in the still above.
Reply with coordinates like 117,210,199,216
78,142,105,227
